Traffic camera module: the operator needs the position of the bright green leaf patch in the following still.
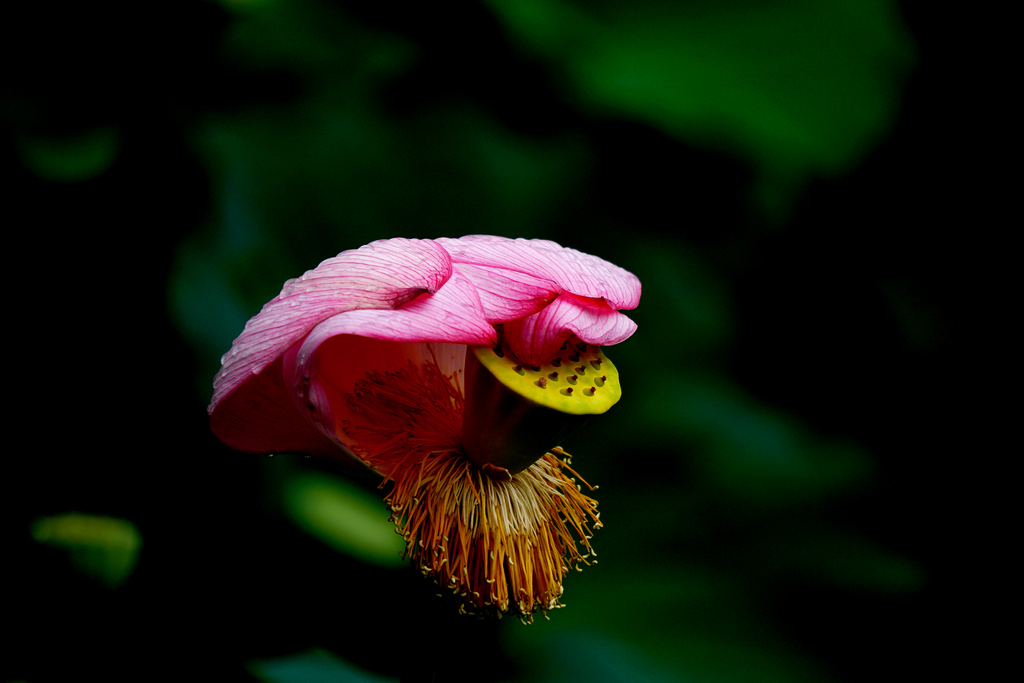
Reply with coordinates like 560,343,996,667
31,513,142,588
283,473,405,567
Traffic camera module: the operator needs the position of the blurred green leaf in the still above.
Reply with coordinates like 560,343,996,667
17,126,120,182
196,0,588,253
168,234,255,398
639,372,872,507
507,567,832,682
626,240,734,356
759,530,923,593
283,472,405,567
31,513,141,588
194,99,586,251
489,0,915,213
249,648,398,683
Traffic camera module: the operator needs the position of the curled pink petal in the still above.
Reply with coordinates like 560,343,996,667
453,264,557,323
210,238,452,412
504,293,638,366
292,268,496,375
438,235,641,310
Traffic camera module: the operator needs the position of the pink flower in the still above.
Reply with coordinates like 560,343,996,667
209,235,640,620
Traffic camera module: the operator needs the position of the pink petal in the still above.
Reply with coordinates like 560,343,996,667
453,264,557,323
208,270,491,454
504,293,638,365
438,235,641,310
236,268,485,453
210,238,452,412
208,353,343,456
292,267,495,368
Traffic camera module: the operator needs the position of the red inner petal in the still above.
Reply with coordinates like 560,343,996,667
309,336,467,477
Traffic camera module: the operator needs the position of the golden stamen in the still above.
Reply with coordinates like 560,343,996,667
387,449,599,622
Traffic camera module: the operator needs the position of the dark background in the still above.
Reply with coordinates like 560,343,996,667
4,1,994,681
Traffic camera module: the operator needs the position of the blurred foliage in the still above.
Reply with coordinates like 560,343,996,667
5,0,987,682
250,648,398,683
282,470,406,567
15,126,121,182
31,514,142,588
487,0,915,217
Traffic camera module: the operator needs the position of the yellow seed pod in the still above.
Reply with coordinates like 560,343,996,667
471,340,621,415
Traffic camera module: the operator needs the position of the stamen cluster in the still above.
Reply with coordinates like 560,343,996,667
388,448,600,622
340,359,601,622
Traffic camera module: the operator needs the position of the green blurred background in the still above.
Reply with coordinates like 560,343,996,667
4,1,992,681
